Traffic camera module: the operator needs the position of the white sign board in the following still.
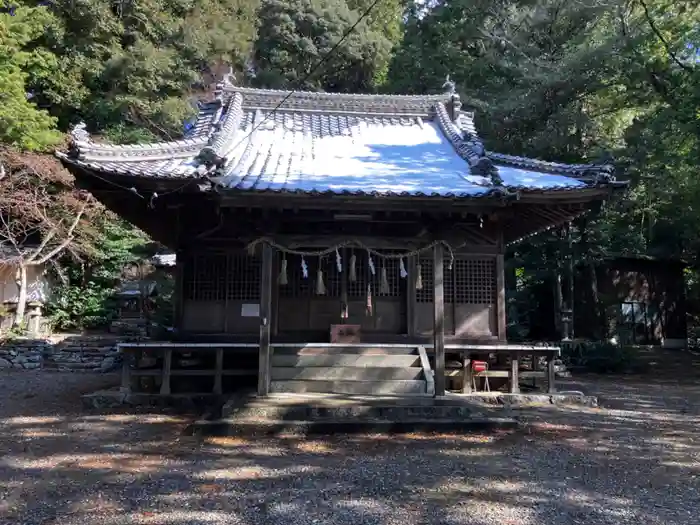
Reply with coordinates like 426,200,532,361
241,303,260,317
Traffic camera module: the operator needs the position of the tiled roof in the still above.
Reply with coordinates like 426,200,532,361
57,83,620,198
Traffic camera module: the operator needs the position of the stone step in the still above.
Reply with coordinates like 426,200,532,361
270,379,427,395
274,346,419,356
187,417,518,437
271,366,423,381
225,403,484,420
272,354,420,368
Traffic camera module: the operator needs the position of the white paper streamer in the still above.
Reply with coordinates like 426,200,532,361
278,257,288,285
399,257,408,278
335,248,342,273
301,256,308,279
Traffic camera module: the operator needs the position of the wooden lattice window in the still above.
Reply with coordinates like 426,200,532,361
182,251,260,301
454,258,496,304
226,252,261,301
183,253,226,301
416,257,454,303
416,256,496,305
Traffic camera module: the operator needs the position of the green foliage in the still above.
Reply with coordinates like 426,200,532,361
29,0,261,136
252,0,394,92
0,5,62,150
561,341,649,374
45,217,153,331
45,281,115,331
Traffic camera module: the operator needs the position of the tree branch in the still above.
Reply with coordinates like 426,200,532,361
638,0,693,73
34,196,91,265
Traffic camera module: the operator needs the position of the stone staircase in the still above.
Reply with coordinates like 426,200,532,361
270,345,431,395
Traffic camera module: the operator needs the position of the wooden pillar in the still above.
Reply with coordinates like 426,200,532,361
213,348,224,395
173,250,184,334
496,254,507,341
407,256,417,336
462,354,473,394
566,222,575,339
120,349,132,394
160,348,172,395
257,243,273,397
509,352,520,394
433,244,446,397
547,355,557,393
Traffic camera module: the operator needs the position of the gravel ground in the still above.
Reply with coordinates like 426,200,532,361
1,368,699,525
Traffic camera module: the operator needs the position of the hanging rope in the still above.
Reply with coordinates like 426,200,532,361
245,237,456,269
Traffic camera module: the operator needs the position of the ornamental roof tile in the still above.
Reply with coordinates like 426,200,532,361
57,85,622,198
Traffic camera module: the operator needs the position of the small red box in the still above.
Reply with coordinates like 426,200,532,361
471,360,488,373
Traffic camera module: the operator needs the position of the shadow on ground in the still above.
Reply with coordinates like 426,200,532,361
1,367,699,525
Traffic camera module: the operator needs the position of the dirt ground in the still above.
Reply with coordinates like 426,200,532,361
1,364,699,525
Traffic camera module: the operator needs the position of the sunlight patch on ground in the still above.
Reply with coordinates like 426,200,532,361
1,416,64,425
0,452,183,473
295,440,335,454
194,464,321,481
116,510,243,524
205,436,252,447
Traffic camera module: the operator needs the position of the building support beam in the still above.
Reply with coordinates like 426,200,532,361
257,243,273,396
496,253,507,341
433,243,446,397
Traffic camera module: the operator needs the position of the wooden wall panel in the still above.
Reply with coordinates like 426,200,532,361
277,298,311,333
454,304,495,337
182,300,225,332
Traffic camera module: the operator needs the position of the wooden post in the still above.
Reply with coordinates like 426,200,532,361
433,243,446,397
567,221,575,339
213,348,224,395
173,250,184,334
509,352,520,394
462,354,473,394
547,355,557,393
407,256,417,336
496,254,507,340
160,348,172,395
120,348,132,394
258,243,273,397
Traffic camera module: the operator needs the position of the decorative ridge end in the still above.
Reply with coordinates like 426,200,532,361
442,75,456,95
67,122,90,158
213,66,235,105
435,102,502,185
194,146,225,174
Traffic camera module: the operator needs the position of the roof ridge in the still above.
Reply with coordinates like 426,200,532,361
66,130,207,163
224,87,449,116
225,86,450,100
487,151,615,181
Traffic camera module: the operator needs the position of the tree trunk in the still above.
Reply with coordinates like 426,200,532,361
13,264,28,328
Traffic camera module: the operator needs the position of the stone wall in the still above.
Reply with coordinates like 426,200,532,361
0,339,48,370
0,334,148,372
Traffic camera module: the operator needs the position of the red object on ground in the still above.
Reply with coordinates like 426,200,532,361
471,360,488,373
